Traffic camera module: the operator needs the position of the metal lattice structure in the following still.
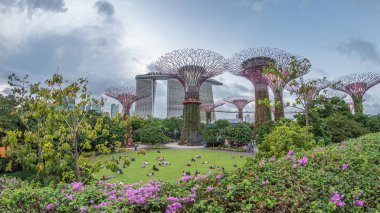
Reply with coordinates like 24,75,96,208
155,48,227,145
229,47,298,129
223,96,254,122
156,49,227,101
104,87,149,117
332,72,380,114
200,101,225,124
325,90,348,99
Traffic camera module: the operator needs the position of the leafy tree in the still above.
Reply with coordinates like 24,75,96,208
323,114,369,143
162,117,182,140
258,121,316,158
134,124,171,144
203,120,231,147
2,73,110,183
0,94,20,137
224,122,252,146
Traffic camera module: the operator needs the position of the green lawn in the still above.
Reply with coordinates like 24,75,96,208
93,149,249,183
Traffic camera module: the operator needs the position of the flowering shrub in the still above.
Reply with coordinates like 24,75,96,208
0,133,379,212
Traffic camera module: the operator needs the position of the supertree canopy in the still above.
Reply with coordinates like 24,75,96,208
104,87,149,146
223,96,254,122
104,87,149,117
156,48,227,145
200,101,224,124
332,72,380,114
229,47,302,130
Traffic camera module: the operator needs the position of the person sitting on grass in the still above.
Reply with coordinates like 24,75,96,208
116,167,123,175
143,160,149,165
153,165,159,171
147,172,154,177
191,158,196,162
209,164,216,169
195,154,201,159
163,161,170,166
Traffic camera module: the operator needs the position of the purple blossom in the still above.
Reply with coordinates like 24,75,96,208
298,157,308,167
90,199,94,204
109,195,116,201
166,202,182,213
285,150,294,160
206,186,214,192
353,200,365,206
261,179,269,185
66,194,74,201
227,185,232,190
340,145,347,148
180,175,194,182
94,205,99,210
330,191,346,207
98,180,104,185
270,156,276,162
80,207,86,213
46,203,54,212
182,197,191,202
353,193,362,199
72,182,84,191
167,197,179,202
216,174,222,179
342,164,349,170
118,196,123,201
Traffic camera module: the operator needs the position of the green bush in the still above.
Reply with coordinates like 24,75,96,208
224,122,252,146
324,114,370,143
258,121,316,158
135,125,171,144
203,119,231,147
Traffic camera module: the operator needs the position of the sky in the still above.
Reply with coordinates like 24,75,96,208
0,0,379,119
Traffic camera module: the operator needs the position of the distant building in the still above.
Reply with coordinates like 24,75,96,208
92,104,102,113
111,103,120,117
135,73,222,122
244,114,254,123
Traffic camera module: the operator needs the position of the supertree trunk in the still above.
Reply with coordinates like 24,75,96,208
181,99,202,146
238,109,243,122
205,111,212,125
123,105,132,147
273,89,285,120
353,96,364,115
255,82,272,127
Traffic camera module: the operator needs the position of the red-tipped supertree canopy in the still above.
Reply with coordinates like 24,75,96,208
104,87,149,147
229,47,301,129
104,87,149,117
155,48,227,145
200,101,225,124
287,78,330,127
332,72,380,114
223,96,254,122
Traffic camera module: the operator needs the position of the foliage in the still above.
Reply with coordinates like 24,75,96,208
1,73,110,183
323,114,370,143
135,123,171,144
0,95,21,138
224,122,252,146
203,119,231,147
258,121,316,158
162,117,182,140
1,133,379,212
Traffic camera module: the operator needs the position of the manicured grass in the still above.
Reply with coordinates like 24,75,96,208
93,149,249,183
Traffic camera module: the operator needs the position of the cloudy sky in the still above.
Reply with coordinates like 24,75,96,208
0,0,379,119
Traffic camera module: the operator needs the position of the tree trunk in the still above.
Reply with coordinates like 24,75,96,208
73,130,81,182
305,103,309,128
274,90,285,120
238,109,243,122
353,96,364,115
254,82,271,137
181,102,203,146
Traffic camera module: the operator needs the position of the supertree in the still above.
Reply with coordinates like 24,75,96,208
287,78,330,127
223,96,254,122
262,56,311,120
155,48,227,145
229,47,304,130
200,101,225,124
332,72,380,114
104,87,149,146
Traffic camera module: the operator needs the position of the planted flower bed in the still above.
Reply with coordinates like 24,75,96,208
1,133,379,212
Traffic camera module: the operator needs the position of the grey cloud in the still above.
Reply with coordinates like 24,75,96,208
235,0,276,12
0,0,67,15
337,38,380,65
94,1,114,17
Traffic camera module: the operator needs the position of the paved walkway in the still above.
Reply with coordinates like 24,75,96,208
165,142,205,149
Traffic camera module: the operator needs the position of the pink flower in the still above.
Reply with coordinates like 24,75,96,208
298,157,308,167
353,200,365,206
46,203,54,212
182,197,191,202
261,179,269,185
216,174,222,179
269,156,276,162
285,150,294,160
342,164,349,170
167,197,179,202
206,186,214,192
98,180,104,185
66,194,74,201
72,182,84,191
80,207,86,213
227,185,232,190
330,191,346,207
166,202,182,213
181,175,194,182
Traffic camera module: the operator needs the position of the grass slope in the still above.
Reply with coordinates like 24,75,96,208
93,149,248,183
